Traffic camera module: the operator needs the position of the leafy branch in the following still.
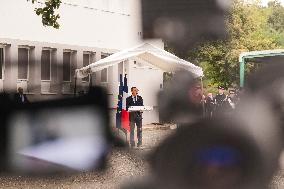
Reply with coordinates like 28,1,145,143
27,0,62,29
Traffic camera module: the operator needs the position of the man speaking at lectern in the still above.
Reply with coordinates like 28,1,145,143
126,87,144,148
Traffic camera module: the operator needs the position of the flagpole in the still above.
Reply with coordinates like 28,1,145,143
116,74,123,141
123,61,127,144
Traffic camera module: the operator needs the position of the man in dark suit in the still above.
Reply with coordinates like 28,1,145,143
14,87,29,104
126,87,143,148
205,93,215,118
214,86,226,113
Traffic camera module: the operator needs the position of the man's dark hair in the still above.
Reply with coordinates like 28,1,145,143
131,87,137,91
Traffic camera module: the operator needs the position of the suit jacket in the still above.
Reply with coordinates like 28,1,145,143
205,97,215,111
126,95,144,120
14,93,29,104
215,93,226,106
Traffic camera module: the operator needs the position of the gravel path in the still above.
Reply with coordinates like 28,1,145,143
0,128,173,189
1,126,283,189
271,171,284,189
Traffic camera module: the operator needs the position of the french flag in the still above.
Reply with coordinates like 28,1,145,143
121,74,130,132
116,74,130,133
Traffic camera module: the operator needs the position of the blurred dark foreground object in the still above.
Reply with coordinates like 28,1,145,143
0,87,116,175
141,0,230,51
158,71,203,124
123,94,283,189
246,61,284,93
245,61,284,135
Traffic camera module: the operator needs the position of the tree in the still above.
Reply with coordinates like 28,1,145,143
176,0,282,88
27,0,61,29
268,0,284,32
266,0,284,46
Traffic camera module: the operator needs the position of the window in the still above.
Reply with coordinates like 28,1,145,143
82,53,91,82
41,50,51,81
101,54,109,82
18,48,29,80
63,51,71,81
0,48,3,80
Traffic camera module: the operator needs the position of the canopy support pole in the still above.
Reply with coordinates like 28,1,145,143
89,73,93,89
240,57,245,88
74,76,77,97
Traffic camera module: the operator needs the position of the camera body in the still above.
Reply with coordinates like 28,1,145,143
153,72,284,189
0,87,113,174
141,0,229,50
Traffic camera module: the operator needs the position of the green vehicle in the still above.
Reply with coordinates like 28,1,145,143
239,49,284,87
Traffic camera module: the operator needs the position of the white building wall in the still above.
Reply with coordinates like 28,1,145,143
0,38,116,97
0,0,163,50
0,0,164,125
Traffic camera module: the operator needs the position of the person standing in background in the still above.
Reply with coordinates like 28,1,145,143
214,86,226,113
205,93,215,118
14,87,29,104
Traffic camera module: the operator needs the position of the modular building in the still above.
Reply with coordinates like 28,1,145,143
0,0,165,125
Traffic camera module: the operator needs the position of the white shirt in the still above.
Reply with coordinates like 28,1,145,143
21,94,25,103
132,95,137,104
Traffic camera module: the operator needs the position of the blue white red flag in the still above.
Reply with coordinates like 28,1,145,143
121,74,130,132
116,74,130,132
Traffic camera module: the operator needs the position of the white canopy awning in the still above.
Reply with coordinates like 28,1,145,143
75,43,203,78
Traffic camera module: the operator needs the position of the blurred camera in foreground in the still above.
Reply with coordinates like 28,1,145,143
0,87,113,174
141,0,231,50
123,69,284,189
149,108,282,189
158,71,203,124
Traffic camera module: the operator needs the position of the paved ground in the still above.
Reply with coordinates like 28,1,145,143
0,126,173,189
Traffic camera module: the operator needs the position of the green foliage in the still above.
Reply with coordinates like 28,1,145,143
27,0,61,29
268,0,284,32
174,0,284,88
